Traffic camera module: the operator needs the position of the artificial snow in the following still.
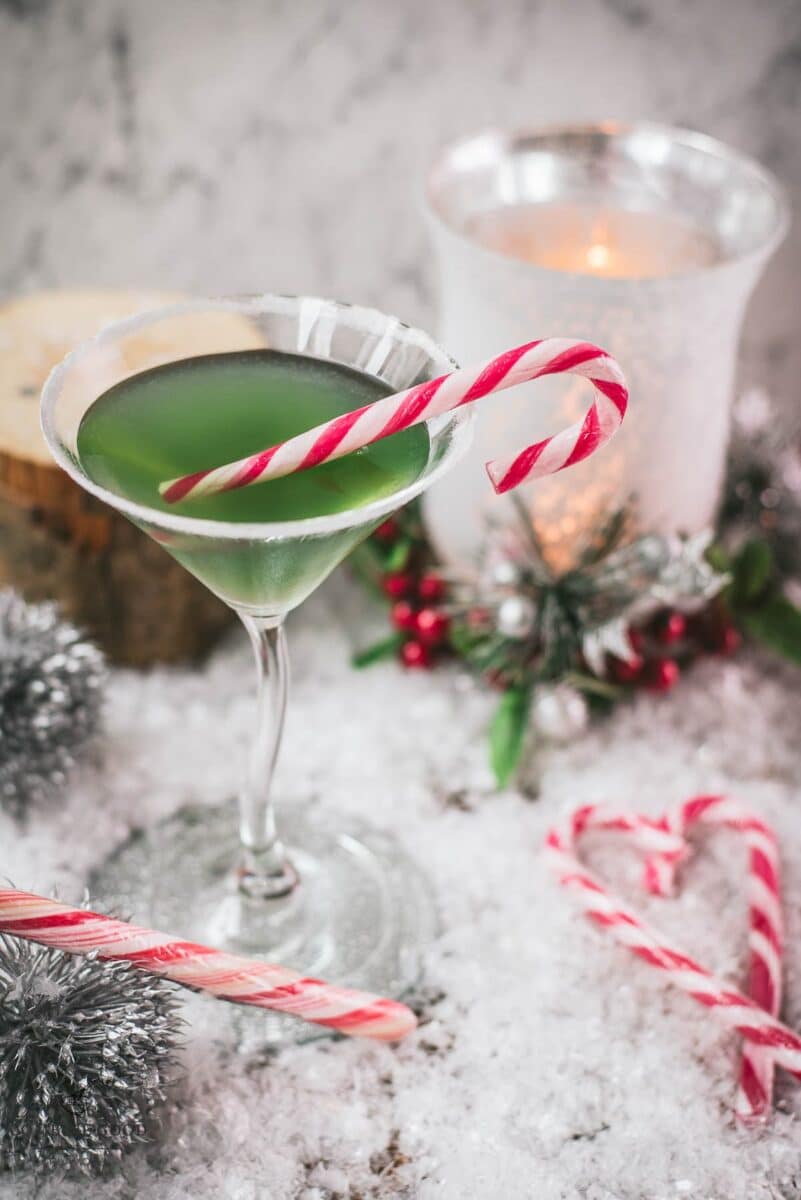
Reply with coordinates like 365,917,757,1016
4,572,801,1199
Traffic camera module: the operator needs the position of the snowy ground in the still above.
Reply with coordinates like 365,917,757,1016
4,573,801,1200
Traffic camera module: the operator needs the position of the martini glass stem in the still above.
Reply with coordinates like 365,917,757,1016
237,615,298,900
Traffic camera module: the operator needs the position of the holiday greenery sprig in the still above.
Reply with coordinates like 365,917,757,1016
352,390,801,785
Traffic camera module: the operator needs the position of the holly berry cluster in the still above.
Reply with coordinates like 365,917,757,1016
608,606,741,694
372,517,451,669
361,508,745,701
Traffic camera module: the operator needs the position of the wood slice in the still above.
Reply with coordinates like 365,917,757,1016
0,289,262,666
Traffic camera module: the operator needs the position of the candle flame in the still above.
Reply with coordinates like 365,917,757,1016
586,242,611,272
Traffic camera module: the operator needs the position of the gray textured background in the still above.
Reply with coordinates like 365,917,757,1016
1,0,799,408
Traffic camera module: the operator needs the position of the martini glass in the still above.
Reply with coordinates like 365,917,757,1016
41,295,473,1042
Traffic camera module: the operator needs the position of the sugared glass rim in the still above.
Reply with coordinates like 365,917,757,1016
41,294,474,541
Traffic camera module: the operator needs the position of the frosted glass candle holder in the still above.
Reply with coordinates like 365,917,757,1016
423,122,789,569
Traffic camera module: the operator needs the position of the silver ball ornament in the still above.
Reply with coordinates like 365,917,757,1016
0,590,105,816
496,595,536,639
0,932,181,1175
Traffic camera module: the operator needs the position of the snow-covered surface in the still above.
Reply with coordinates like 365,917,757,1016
4,573,801,1199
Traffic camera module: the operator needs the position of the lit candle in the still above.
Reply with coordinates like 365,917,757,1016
423,125,787,570
467,203,721,280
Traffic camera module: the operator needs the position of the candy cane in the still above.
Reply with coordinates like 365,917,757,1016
0,890,416,1041
639,795,782,1123
160,339,627,504
545,799,792,1120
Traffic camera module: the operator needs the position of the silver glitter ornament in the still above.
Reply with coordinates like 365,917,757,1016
0,590,105,817
0,932,182,1176
497,595,536,639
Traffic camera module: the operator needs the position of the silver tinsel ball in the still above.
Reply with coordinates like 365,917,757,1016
497,595,536,639
0,933,182,1176
0,591,105,817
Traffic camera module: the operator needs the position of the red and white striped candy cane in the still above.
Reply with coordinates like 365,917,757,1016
160,339,627,504
0,890,416,1041
638,795,783,1123
545,798,790,1121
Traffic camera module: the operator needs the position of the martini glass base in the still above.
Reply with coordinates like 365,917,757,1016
88,800,436,1049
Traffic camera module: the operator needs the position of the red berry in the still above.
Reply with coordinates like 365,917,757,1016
383,571,413,599
645,658,680,693
716,623,742,656
400,639,432,669
657,611,687,645
418,572,445,602
415,607,450,645
610,653,644,684
391,600,417,632
374,518,400,543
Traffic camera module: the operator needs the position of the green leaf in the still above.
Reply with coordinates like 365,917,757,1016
352,633,404,668
449,623,490,658
730,539,774,608
741,594,801,665
489,686,532,788
385,539,412,572
705,542,730,574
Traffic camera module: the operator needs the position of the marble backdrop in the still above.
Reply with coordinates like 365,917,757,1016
1,0,799,411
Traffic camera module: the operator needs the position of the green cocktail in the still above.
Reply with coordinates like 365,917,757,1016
42,296,472,1042
77,349,429,612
